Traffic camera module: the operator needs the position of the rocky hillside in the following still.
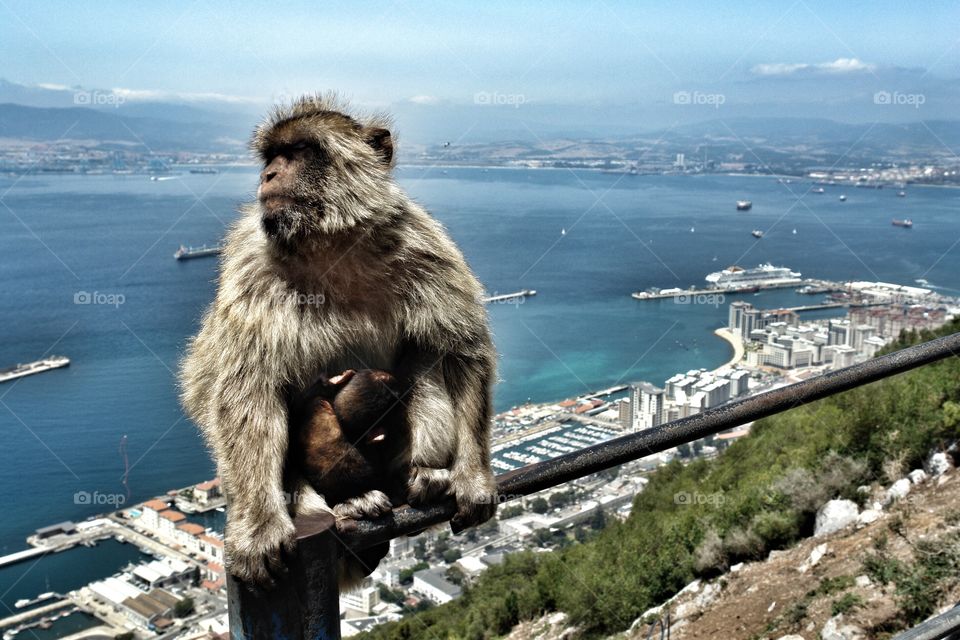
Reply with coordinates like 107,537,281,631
619,453,960,640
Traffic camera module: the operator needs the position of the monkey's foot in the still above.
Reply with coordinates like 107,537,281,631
225,515,297,590
333,490,392,526
449,470,498,533
407,466,452,505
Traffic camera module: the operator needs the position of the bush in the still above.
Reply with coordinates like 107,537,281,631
723,527,764,561
831,593,863,616
693,529,726,574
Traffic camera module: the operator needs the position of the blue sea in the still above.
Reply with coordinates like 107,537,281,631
1,166,958,611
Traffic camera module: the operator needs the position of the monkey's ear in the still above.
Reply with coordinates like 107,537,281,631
364,127,394,167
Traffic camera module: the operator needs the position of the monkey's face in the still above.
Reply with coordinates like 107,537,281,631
253,98,395,245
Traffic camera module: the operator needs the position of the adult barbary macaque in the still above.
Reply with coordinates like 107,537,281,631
180,94,497,588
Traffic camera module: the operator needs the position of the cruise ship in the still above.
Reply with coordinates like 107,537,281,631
0,356,70,383
705,263,802,289
174,244,222,260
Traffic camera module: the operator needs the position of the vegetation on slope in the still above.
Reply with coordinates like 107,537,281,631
360,321,960,639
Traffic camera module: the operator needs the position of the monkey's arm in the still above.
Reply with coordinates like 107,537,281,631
182,314,297,588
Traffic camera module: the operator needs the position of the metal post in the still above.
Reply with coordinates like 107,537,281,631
227,512,341,640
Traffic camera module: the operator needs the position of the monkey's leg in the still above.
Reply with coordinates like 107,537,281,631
402,364,456,505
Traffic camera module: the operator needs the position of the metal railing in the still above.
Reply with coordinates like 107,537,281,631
227,331,960,640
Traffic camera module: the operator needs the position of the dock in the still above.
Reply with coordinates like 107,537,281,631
631,280,806,301
0,600,72,630
483,289,537,303
0,546,51,568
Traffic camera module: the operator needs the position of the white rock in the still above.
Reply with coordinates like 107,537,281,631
768,549,787,561
938,474,951,486
675,579,701,598
857,509,881,525
777,636,806,640
884,478,911,505
856,485,871,495
547,612,567,625
908,469,927,484
674,601,697,620
855,575,871,588
695,582,720,609
871,501,883,511
927,452,953,476
730,562,744,572
767,600,777,612
799,543,829,573
821,615,865,640
815,500,859,537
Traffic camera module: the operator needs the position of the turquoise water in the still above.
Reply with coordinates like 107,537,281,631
0,167,957,609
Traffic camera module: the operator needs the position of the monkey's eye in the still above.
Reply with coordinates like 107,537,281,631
290,141,309,152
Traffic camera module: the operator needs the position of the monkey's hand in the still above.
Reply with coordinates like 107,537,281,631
449,468,497,534
225,512,296,589
332,490,392,532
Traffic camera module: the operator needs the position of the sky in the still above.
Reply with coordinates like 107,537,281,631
1,1,959,133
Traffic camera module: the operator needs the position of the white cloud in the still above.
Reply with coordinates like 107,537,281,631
751,57,876,77
407,95,441,105
109,88,260,104
35,82,71,91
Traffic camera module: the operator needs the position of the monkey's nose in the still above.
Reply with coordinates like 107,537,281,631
261,169,278,183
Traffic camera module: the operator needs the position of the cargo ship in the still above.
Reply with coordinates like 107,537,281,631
736,200,752,211
174,244,222,260
189,167,219,174
705,263,801,288
892,218,913,228
0,356,70,383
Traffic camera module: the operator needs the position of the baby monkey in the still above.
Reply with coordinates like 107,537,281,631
289,369,410,526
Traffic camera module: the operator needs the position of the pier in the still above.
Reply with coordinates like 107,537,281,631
0,546,51,568
0,600,72,631
631,280,807,301
483,289,537,303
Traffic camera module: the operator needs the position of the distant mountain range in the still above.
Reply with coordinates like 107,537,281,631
1,77,959,163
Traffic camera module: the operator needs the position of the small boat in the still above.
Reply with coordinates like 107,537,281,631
561,228,566,236
892,218,913,228
791,228,797,234
898,191,906,197
812,187,825,194
915,278,929,286
751,229,764,238
736,200,752,211
690,227,695,233
839,195,847,201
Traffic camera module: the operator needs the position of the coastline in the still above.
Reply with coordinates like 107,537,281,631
713,327,745,371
